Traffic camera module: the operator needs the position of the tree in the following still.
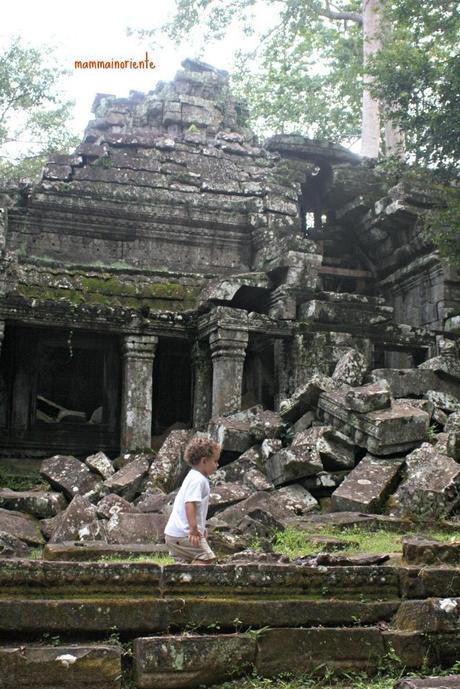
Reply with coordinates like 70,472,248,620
138,0,460,163
0,37,79,184
369,0,460,174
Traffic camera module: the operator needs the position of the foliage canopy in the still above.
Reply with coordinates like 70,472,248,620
0,37,78,184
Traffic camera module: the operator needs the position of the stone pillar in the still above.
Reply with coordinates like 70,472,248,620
120,334,158,452
191,341,212,428
207,308,249,417
0,320,4,357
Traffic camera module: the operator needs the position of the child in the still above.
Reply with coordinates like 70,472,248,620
164,436,221,565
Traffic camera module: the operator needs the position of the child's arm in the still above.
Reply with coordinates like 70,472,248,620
185,501,201,545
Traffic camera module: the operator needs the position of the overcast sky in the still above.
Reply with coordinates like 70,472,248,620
2,0,251,137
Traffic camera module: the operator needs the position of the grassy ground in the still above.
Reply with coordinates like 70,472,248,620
271,525,460,560
212,663,460,689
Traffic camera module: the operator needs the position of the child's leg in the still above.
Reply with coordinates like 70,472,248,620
165,535,216,564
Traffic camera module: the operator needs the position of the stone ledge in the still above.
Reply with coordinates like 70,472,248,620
0,597,400,633
0,644,121,688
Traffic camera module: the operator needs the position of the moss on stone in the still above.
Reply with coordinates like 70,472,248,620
14,274,199,312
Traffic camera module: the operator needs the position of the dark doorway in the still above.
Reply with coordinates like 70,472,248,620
151,338,192,435
242,336,275,410
0,325,120,456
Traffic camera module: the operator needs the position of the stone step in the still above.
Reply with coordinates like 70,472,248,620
0,644,121,689
403,536,460,566
2,559,460,599
132,630,460,688
0,559,401,598
0,597,400,634
43,541,169,561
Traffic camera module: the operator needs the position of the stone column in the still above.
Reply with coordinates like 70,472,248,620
0,320,4,357
208,308,249,417
120,334,158,452
191,341,212,428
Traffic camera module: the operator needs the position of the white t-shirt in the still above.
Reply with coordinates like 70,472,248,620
164,468,210,538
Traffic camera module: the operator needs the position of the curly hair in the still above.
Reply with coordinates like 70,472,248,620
184,437,221,466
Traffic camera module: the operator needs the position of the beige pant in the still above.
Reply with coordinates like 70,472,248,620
165,534,216,562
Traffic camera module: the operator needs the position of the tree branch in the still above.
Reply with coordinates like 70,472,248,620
305,1,363,24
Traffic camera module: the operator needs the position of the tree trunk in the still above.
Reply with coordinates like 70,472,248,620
361,0,382,158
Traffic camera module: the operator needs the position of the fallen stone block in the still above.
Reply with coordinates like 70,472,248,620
0,489,67,518
208,415,253,453
96,493,137,519
316,428,356,470
445,411,460,433
332,348,368,386
85,450,115,479
260,438,283,459
40,455,98,499
303,511,408,532
383,630,460,669
148,429,193,492
135,490,174,514
114,450,155,471
395,598,460,632
212,446,273,491
275,484,318,515
103,457,149,501
43,541,168,561
255,627,385,676
49,495,106,543
447,431,460,461
330,455,405,514
419,355,460,381
0,530,30,558
0,644,121,688
403,536,460,565
279,374,339,424
426,389,460,413
318,390,430,455
370,368,440,398
208,483,253,516
265,445,323,486
344,381,391,413
292,410,315,433
433,407,449,427
106,512,166,544
303,471,348,495
0,507,44,545
313,553,389,567
397,443,460,521
394,674,460,688
249,410,283,441
133,634,256,688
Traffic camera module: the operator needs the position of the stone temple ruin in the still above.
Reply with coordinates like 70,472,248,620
1,59,460,688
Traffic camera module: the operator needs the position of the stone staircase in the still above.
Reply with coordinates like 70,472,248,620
1,556,460,688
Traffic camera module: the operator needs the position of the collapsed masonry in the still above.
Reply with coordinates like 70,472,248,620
1,58,460,543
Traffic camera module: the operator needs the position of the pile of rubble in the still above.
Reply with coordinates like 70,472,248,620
2,341,460,557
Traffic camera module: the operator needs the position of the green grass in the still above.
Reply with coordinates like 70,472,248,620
212,662,460,689
271,525,460,560
0,470,47,492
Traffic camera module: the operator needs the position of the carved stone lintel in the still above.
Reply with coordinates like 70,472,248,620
120,334,158,452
